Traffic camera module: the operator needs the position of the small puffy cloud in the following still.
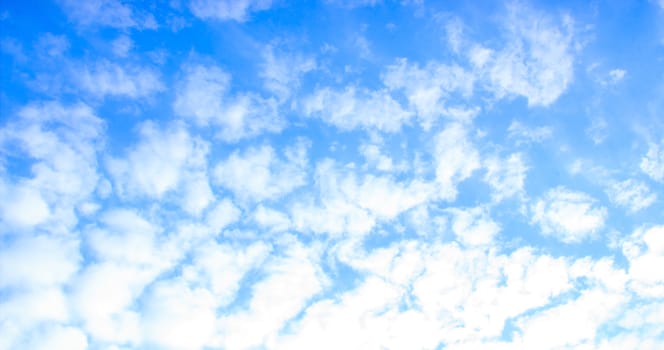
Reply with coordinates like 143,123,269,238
303,86,413,132
640,140,664,182
507,120,553,145
448,207,501,246
174,63,283,141
182,240,271,306
111,35,133,57
213,141,309,202
86,209,162,266
59,0,157,29
71,262,149,344
189,0,273,22
34,33,69,57
253,205,292,232
608,68,626,84
141,280,217,350
433,123,480,201
359,142,403,172
291,159,432,236
0,235,80,288
475,5,577,106
260,45,316,99
606,179,656,212
107,122,211,210
622,225,664,298
0,102,104,230
484,153,528,201
531,187,608,243
586,117,609,145
383,58,476,125
215,240,326,350
78,61,163,99
205,198,242,234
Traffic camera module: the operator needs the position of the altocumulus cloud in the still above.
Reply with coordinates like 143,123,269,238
1,1,664,349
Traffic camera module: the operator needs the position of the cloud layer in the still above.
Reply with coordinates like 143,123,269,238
1,1,664,349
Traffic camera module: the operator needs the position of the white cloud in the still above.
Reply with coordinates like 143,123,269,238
475,5,576,106
276,240,632,350
383,58,476,126
0,102,103,231
359,142,404,172
189,0,273,22
111,35,133,57
22,325,88,350
608,68,626,84
433,123,481,201
213,141,309,202
0,184,51,227
107,122,212,214
586,116,609,144
640,140,664,182
174,63,283,141
606,179,656,212
290,159,433,236
78,61,163,99
205,198,241,234
70,262,151,345
35,33,69,57
59,0,157,29
141,280,217,350
531,187,608,243
214,239,326,350
622,225,664,297
507,120,553,145
253,205,292,232
274,276,411,350
87,209,162,265
260,45,316,99
484,153,527,201
303,86,413,132
0,235,80,288
515,289,626,349
448,207,501,246
182,240,270,306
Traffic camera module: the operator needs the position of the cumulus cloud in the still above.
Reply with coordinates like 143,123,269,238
531,187,608,243
290,159,433,236
383,58,476,125
641,140,664,182
303,86,413,132
0,235,80,289
606,179,656,212
107,122,213,215
78,61,163,99
0,102,104,231
214,239,326,350
260,45,316,100
484,153,528,201
213,140,309,202
622,225,664,298
472,5,577,106
189,0,273,22
433,122,481,201
448,206,501,246
507,120,553,145
59,0,157,29
174,63,284,141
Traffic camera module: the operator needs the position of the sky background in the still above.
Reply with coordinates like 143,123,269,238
1,0,664,349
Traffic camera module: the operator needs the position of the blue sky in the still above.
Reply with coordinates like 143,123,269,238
1,0,664,349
